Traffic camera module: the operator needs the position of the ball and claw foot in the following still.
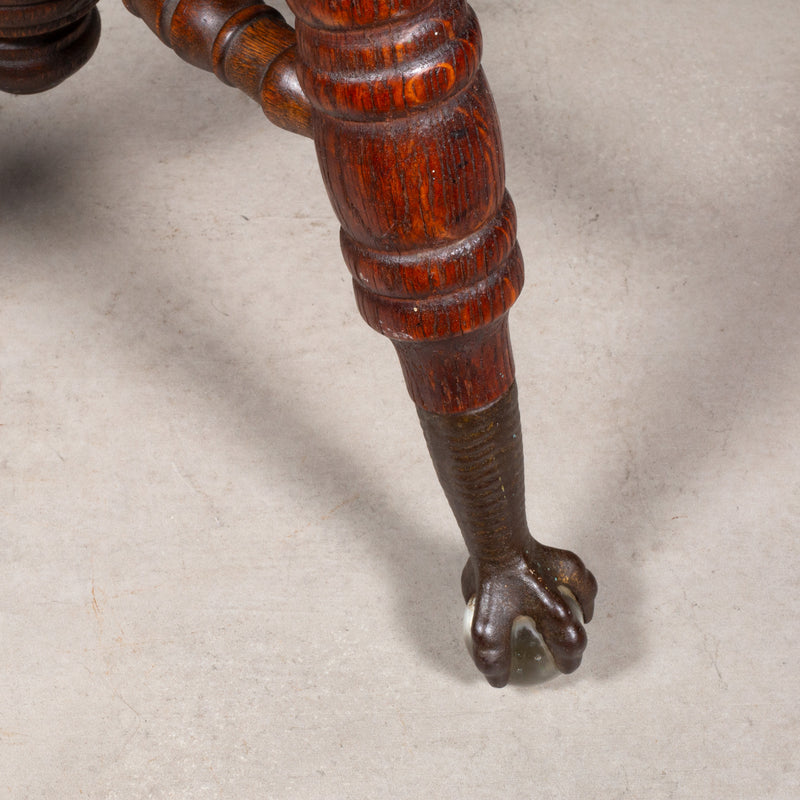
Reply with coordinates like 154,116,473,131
461,541,597,688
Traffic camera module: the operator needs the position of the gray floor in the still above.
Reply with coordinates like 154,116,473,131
2,1,799,797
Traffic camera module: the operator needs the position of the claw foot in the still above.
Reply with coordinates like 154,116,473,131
460,543,597,688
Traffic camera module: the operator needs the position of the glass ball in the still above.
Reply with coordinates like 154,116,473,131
463,587,584,685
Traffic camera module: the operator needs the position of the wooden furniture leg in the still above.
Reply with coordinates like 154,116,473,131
0,0,597,687
0,0,100,93
289,0,597,687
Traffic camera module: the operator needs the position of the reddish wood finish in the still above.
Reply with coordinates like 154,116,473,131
0,0,100,93
291,0,522,413
124,0,312,135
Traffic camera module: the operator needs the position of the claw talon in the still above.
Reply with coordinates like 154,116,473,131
460,544,596,686
464,587,586,686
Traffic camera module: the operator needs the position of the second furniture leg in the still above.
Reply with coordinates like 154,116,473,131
289,0,597,686
0,0,100,93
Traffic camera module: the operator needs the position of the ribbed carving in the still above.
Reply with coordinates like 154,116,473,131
342,193,517,300
290,0,519,412
354,245,521,341
0,0,100,93
295,0,480,119
344,192,523,342
417,379,528,560
289,0,430,31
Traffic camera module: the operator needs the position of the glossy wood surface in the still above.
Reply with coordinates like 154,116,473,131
419,383,596,686
291,0,521,414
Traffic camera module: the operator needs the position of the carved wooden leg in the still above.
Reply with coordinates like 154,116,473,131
13,0,596,685
289,0,597,686
0,0,100,93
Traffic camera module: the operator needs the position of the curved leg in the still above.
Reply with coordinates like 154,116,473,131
289,0,598,686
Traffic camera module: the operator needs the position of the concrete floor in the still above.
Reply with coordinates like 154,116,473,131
2,0,799,797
